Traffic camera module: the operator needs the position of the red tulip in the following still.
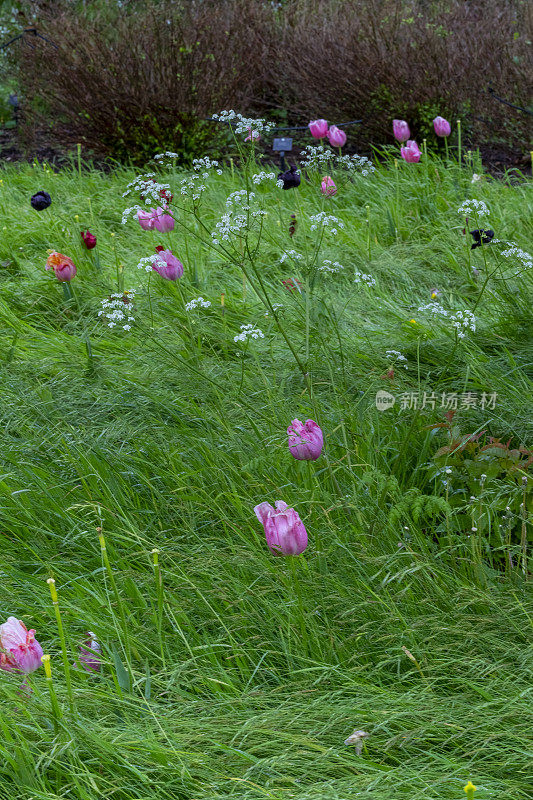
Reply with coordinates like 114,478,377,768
81,229,97,249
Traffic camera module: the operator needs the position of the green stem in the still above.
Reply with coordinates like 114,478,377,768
47,578,74,713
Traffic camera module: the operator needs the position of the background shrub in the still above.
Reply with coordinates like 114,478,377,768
15,0,533,161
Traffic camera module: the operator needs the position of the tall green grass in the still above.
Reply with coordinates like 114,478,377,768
0,145,531,800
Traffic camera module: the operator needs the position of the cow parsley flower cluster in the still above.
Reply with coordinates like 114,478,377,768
179,174,207,201
98,292,136,331
497,241,533,272
152,151,179,168
279,250,303,264
233,324,265,343
226,190,254,208
353,271,376,286
319,260,344,273
299,145,374,175
450,310,476,339
211,111,275,136
137,255,160,273
336,153,375,174
418,301,448,316
457,199,490,219
211,202,266,245
185,297,211,311
122,205,143,224
309,212,345,234
252,171,276,185
122,174,171,205
386,350,408,369
193,157,222,174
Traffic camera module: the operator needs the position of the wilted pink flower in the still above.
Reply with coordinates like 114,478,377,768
400,140,421,163
137,208,156,230
45,251,77,282
433,116,451,137
327,125,347,147
321,176,337,196
78,632,101,673
0,617,43,674
308,119,328,139
153,246,183,281
288,418,323,461
152,207,175,233
244,128,260,142
393,119,410,142
254,501,308,555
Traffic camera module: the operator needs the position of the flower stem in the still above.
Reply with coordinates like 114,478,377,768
47,578,74,713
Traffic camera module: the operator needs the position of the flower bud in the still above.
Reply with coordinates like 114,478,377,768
45,251,77,282
278,166,301,190
0,617,44,674
327,125,347,147
433,116,451,137
308,119,328,139
288,418,323,461
81,229,97,249
321,176,337,196
400,140,421,163
254,501,308,555
393,119,410,142
153,246,183,280
30,191,52,211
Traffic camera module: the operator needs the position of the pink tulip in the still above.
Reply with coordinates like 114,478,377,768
254,501,308,556
393,119,410,142
327,125,347,148
0,617,43,674
308,119,328,139
152,207,175,233
245,129,260,142
288,418,323,461
321,176,337,196
137,209,156,230
78,632,101,673
400,140,421,163
45,251,77,282
153,246,183,281
433,116,451,137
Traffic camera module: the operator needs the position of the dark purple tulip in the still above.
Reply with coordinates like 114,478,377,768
470,229,494,250
278,166,301,190
30,191,52,211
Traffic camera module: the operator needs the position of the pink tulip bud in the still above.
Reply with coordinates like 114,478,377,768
254,501,308,556
393,119,410,142
327,125,347,148
152,207,175,233
321,176,337,196
433,116,451,137
45,251,77,282
244,128,260,142
137,209,156,230
153,246,183,281
78,632,101,673
308,119,328,139
288,418,323,461
0,617,43,674
400,140,421,163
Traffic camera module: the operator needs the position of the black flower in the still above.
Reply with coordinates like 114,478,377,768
470,229,494,250
30,191,52,211
278,166,301,190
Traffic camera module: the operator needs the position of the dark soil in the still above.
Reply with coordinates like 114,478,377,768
0,125,530,178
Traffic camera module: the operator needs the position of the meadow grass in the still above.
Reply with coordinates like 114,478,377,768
0,143,531,800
